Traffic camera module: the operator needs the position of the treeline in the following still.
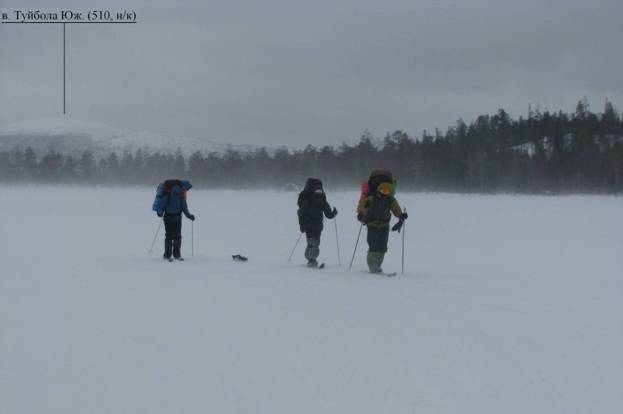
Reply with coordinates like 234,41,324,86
1,99,622,193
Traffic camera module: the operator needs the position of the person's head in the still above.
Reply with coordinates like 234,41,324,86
305,177,323,193
377,182,392,198
182,180,192,190
311,188,325,201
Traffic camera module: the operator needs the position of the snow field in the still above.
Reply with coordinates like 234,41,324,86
1,187,621,413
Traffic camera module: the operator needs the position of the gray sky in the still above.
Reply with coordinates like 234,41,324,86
1,0,622,147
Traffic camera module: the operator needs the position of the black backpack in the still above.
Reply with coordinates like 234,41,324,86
367,170,393,195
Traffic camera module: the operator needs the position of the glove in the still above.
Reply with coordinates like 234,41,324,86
188,214,196,221
391,219,404,232
400,212,408,220
300,225,306,233
357,213,364,222
332,207,338,217
157,211,163,218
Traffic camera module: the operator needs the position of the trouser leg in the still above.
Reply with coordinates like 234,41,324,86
164,220,182,258
366,251,385,273
304,230,321,263
164,238,173,258
173,237,182,258
366,226,389,273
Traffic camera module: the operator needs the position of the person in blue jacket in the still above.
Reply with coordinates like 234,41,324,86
156,180,195,261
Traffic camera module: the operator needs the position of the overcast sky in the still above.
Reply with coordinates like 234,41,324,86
1,0,622,147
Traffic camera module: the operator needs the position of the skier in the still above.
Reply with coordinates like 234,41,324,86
357,171,407,273
156,180,195,261
297,178,338,267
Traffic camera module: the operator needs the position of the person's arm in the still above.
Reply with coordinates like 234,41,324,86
182,199,195,220
157,195,167,217
390,197,408,231
323,199,337,219
297,208,307,232
390,197,403,218
357,196,371,222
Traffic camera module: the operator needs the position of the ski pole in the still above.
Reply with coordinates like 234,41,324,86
287,232,304,263
349,223,363,270
401,208,406,275
191,220,194,258
334,217,342,266
148,219,162,253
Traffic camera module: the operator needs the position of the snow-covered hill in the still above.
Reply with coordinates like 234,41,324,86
0,117,260,158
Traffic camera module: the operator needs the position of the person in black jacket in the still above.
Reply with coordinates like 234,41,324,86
297,178,337,267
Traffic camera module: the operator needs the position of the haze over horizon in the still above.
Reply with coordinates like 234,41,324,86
1,0,622,147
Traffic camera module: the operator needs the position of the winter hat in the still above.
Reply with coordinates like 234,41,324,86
377,182,392,196
182,180,192,190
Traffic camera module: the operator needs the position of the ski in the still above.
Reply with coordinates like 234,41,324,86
369,271,396,277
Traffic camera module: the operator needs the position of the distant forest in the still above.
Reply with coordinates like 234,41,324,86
1,99,622,194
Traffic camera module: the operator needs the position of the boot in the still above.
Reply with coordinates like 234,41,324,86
304,237,320,263
163,238,173,260
173,237,182,259
367,251,385,273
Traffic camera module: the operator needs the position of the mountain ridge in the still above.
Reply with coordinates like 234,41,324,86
0,117,263,158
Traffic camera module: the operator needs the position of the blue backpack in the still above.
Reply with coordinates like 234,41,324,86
152,179,192,212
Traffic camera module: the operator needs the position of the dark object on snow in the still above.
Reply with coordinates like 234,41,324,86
232,254,248,262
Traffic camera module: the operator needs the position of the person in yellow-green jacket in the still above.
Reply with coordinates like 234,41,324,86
357,171,408,273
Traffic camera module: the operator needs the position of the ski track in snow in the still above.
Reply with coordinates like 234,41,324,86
1,187,622,414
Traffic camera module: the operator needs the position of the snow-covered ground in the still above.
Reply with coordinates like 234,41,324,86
1,187,621,414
